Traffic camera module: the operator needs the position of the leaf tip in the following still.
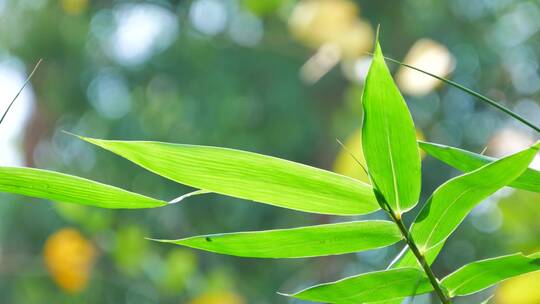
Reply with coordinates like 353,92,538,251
276,291,292,297
73,134,109,149
61,130,83,139
144,237,170,243
63,131,94,143
63,131,107,148
373,24,383,59
532,140,540,151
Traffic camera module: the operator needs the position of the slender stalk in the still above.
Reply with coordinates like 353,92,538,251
388,210,452,304
339,142,452,302
380,55,540,134
0,58,43,127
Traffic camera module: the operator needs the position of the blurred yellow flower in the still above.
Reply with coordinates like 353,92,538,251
396,39,454,96
289,0,358,47
60,0,88,16
188,292,245,304
334,128,426,182
331,20,373,59
43,228,96,293
495,271,540,304
289,0,373,58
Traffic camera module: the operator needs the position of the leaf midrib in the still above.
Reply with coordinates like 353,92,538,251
419,187,474,250
327,273,425,302
386,129,401,213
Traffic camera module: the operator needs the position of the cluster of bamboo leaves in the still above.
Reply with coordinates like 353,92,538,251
1,34,540,303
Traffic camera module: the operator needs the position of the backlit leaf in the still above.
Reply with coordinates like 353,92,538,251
362,35,421,214
0,167,166,208
420,141,540,193
411,142,540,252
441,252,540,297
283,268,431,303
361,142,537,304
78,136,379,215
152,220,402,258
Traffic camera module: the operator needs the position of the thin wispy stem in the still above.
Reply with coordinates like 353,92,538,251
336,138,369,176
367,53,540,133
0,58,43,128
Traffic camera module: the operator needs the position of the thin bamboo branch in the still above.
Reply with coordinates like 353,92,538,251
0,58,43,127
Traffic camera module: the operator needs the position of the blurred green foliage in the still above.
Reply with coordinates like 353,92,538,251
0,0,539,303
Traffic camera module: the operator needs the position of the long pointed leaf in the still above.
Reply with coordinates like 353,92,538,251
380,140,538,304
420,141,540,193
377,139,536,302
151,220,402,258
386,141,540,292
78,137,379,215
0,167,166,208
362,35,421,214
441,252,540,297
283,268,432,303
411,142,540,252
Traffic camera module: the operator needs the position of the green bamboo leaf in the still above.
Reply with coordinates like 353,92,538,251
151,220,402,258
411,142,540,252
441,252,540,297
384,142,537,297
0,167,166,208
282,268,432,303
362,35,421,214
420,141,540,193
77,136,379,215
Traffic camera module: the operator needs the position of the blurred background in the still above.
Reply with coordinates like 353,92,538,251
0,0,539,303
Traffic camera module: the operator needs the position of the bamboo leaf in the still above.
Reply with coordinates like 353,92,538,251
363,143,538,304
362,35,421,214
151,220,402,259
420,141,540,193
383,141,537,302
77,136,379,215
282,268,432,303
441,252,540,297
0,167,166,208
411,142,540,252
